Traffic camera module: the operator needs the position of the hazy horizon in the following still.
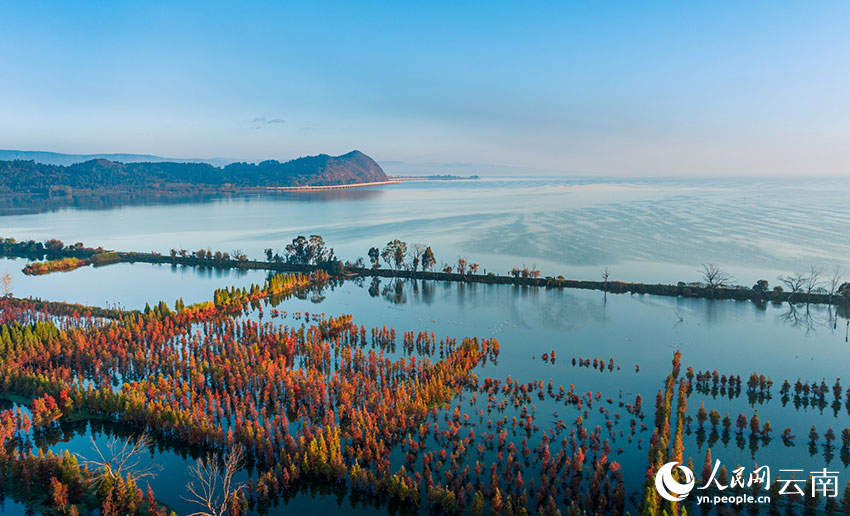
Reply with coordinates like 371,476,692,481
6,147,850,180
2,1,849,176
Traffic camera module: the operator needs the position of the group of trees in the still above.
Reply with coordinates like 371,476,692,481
0,237,48,259
23,257,91,276
170,248,249,264
637,350,850,516
0,151,386,193
778,265,848,302
283,235,332,265
696,263,850,304
0,236,104,262
368,241,437,273
11,236,850,313
0,409,170,515
510,266,541,279
3,242,850,515
264,236,347,274
209,272,316,310
701,263,849,298
269,237,437,273
0,271,638,516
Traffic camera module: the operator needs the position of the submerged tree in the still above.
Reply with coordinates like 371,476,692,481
78,433,162,488
50,476,70,513
184,445,246,516
827,266,844,303
804,265,824,300
1,270,11,297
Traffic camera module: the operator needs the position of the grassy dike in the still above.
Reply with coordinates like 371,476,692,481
3,237,849,308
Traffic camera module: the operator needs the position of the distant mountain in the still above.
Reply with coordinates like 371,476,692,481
0,150,388,194
0,149,232,167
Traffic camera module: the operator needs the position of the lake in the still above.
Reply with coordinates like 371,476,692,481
1,177,848,515
3,177,850,290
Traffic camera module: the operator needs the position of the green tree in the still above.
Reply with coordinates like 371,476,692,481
308,235,328,264
422,247,436,271
471,491,485,516
368,247,380,268
285,236,309,264
381,240,407,271
46,238,65,252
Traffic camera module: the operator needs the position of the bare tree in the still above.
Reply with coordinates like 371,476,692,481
231,249,248,263
827,265,844,303
409,244,426,272
78,433,161,488
1,270,11,297
778,272,807,302
700,263,733,289
601,267,610,289
804,265,823,299
184,445,246,516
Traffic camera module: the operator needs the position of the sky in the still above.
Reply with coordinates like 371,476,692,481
1,1,849,176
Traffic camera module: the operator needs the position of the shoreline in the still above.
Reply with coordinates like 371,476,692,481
0,179,405,198
263,180,402,191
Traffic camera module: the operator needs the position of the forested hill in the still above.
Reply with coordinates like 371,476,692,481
0,150,388,194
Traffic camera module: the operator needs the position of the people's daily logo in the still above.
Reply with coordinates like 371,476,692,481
655,462,696,502
655,460,838,506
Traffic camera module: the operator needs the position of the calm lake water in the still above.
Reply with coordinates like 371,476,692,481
1,177,849,514
2,177,850,288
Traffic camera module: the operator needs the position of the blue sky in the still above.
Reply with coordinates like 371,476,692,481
1,1,849,175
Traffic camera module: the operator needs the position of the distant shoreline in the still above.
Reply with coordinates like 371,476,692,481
389,175,480,181
264,180,402,191
0,180,403,199
0,176,478,199
0,149,391,195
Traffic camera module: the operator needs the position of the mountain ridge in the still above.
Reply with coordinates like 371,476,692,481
0,149,233,167
0,150,388,194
